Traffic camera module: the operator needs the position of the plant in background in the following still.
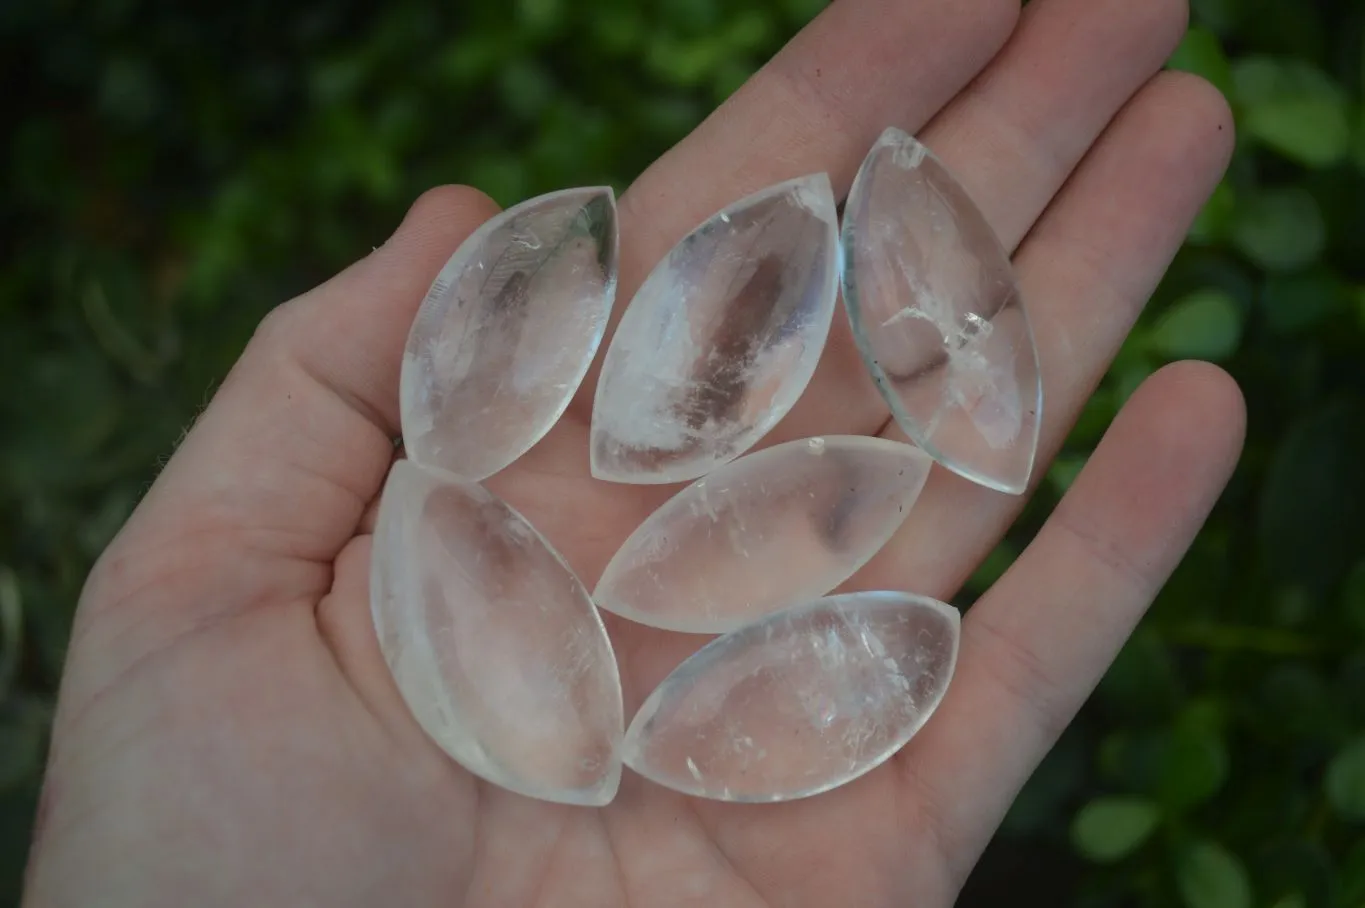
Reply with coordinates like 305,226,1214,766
1,1,1363,906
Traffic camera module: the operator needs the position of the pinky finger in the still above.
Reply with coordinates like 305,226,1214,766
895,361,1246,888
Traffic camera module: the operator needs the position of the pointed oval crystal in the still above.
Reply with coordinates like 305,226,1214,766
622,591,959,802
370,461,623,806
590,175,840,485
841,128,1042,494
595,436,932,633
400,187,618,481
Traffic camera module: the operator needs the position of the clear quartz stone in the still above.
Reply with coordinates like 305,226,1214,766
400,187,618,481
622,591,959,802
590,174,840,485
842,127,1042,495
595,436,933,633
370,460,623,806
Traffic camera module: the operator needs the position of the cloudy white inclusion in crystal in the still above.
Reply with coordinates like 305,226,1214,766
841,127,1042,495
622,591,959,802
590,174,840,485
370,461,623,806
400,187,618,481
595,436,933,633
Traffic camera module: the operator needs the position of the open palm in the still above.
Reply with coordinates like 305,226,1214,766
25,1,1245,905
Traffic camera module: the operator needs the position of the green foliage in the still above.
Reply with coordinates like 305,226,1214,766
1072,796,1162,863
2,0,1365,906
1177,840,1254,908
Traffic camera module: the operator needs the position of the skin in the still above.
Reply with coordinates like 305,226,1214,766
23,0,1246,905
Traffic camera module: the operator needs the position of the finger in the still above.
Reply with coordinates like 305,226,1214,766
571,0,1187,449
858,71,1236,595
563,0,1020,421
915,0,1188,254
81,188,498,642
775,0,1188,442
896,361,1246,885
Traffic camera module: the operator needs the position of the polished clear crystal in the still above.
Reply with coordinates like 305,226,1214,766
842,127,1042,495
622,591,959,802
595,436,932,633
590,175,840,485
401,187,618,481
370,461,623,805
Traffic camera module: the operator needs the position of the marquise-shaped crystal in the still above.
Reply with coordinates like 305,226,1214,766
400,187,618,481
841,128,1042,495
370,460,623,805
595,436,932,633
622,591,959,802
590,175,840,485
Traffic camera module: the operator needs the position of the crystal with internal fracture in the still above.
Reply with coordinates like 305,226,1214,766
401,187,618,481
590,175,840,484
370,461,623,805
842,128,1042,494
595,436,933,633
622,591,960,802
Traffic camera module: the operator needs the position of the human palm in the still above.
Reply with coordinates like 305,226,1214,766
24,1,1246,906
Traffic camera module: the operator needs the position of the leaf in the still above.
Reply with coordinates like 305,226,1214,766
1325,737,1365,821
1260,270,1347,336
1258,398,1365,596
1230,187,1326,271
1176,840,1253,908
1158,720,1229,810
1148,290,1243,361
1071,796,1162,863
1188,182,1236,245
1234,57,1350,167
1170,27,1234,96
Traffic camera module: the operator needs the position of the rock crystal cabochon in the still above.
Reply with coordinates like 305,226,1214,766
622,591,960,802
400,187,618,481
595,436,933,633
370,460,623,805
841,128,1042,494
590,174,840,484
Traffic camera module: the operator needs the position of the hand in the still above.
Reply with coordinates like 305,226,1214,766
23,0,1243,905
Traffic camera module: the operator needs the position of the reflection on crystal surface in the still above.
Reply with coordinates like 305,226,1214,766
842,127,1042,495
622,591,959,802
595,436,932,633
590,175,840,485
370,461,623,805
401,187,618,481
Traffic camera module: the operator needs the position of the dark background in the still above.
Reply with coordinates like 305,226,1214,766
3,1,1365,906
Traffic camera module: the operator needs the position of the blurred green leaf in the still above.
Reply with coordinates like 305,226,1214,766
1189,182,1237,245
1260,270,1347,335
1230,187,1326,271
1159,719,1229,810
1071,797,1162,863
1258,398,1365,596
1148,290,1243,361
1176,841,1254,908
1325,737,1365,822
1170,27,1234,96
1233,57,1350,168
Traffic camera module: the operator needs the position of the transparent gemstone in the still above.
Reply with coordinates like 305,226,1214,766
400,187,618,481
622,591,959,802
370,460,623,806
595,436,932,633
590,174,840,485
841,127,1042,495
